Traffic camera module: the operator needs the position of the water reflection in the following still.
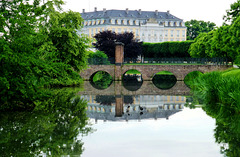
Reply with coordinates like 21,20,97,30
90,71,113,89
0,89,92,157
201,99,240,156
152,74,177,90
81,94,185,122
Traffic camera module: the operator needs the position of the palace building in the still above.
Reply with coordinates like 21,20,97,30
80,8,187,43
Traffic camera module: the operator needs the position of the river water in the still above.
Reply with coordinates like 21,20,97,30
78,81,222,157
0,80,234,157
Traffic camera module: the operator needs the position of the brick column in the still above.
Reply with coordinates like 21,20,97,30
115,95,124,117
115,42,124,65
114,42,124,80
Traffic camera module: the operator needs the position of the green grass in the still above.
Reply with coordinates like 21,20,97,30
125,69,141,75
125,70,173,75
156,71,173,75
190,68,240,116
222,68,240,78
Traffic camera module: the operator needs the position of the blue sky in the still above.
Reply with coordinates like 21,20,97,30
63,0,236,26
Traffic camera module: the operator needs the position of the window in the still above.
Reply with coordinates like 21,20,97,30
182,30,185,37
118,28,121,33
165,30,168,37
177,30,180,37
171,30,174,37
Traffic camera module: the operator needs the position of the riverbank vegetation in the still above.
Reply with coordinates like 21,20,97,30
189,68,240,115
0,0,89,111
188,68,240,157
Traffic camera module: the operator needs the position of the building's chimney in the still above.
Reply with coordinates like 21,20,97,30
155,10,158,16
126,8,129,14
103,8,106,13
82,9,85,13
167,10,170,14
94,7,97,12
138,9,141,15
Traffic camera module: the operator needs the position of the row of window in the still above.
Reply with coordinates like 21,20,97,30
83,28,186,39
84,19,185,27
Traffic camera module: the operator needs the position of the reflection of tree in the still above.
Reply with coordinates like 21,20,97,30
95,95,115,105
202,102,240,157
0,89,92,156
122,76,143,91
213,115,240,157
95,95,133,105
152,75,177,90
90,71,113,89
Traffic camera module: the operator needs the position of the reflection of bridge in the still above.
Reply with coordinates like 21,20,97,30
81,95,185,122
78,81,190,96
86,103,183,122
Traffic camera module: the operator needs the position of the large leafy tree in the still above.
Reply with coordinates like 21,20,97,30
224,0,240,24
93,30,143,59
0,0,89,110
185,20,216,40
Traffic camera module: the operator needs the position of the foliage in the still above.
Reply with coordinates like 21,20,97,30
190,69,240,157
0,0,89,110
88,50,110,65
223,0,240,24
93,30,143,59
185,20,216,40
0,88,92,156
188,32,214,58
189,1,240,62
142,41,193,58
190,70,240,113
184,71,203,87
90,71,113,89
152,75,177,90
41,11,89,72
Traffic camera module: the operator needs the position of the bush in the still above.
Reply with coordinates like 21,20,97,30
88,50,110,65
142,41,194,58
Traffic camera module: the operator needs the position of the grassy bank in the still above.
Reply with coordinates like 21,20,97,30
190,68,240,116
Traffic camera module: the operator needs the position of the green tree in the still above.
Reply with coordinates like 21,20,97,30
93,30,142,59
188,31,214,58
224,0,240,24
185,20,216,40
0,0,89,110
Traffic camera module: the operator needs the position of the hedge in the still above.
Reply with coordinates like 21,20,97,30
142,41,194,58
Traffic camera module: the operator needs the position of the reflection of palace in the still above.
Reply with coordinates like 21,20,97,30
81,95,186,122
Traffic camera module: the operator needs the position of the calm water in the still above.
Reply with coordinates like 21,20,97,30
0,80,237,156
78,81,221,157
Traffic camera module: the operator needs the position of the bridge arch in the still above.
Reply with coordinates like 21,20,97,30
152,71,177,90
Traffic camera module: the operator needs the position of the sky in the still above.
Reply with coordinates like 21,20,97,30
62,0,236,26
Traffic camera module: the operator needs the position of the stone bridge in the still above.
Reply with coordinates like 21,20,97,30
80,42,232,81
80,64,231,81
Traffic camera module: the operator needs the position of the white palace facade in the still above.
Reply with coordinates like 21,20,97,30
80,8,187,43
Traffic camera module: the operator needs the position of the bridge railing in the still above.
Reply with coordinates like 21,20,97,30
88,57,115,65
88,57,231,65
124,57,231,65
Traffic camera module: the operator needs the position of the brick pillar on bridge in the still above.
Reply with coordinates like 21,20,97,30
114,42,124,80
115,95,124,117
